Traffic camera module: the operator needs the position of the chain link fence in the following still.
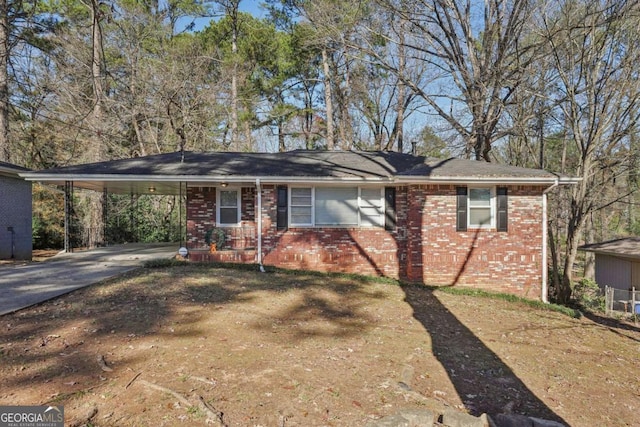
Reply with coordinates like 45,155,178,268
604,286,640,319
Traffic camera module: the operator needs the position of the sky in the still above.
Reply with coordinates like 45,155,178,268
177,1,269,33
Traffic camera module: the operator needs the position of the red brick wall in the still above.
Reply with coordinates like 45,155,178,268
186,184,546,299
186,186,256,250
401,185,544,299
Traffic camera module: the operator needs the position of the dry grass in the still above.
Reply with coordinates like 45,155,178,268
0,265,638,426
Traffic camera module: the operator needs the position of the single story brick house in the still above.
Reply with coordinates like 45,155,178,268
0,161,32,260
21,150,576,301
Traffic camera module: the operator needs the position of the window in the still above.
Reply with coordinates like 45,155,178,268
360,188,384,227
456,186,508,231
217,188,240,225
288,186,385,227
290,187,312,226
468,187,494,228
315,187,358,226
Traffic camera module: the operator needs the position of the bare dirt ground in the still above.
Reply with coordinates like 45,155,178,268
0,264,638,427
0,249,61,265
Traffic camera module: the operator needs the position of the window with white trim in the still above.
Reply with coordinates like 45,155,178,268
217,188,240,226
359,188,385,227
468,187,495,228
289,186,385,227
290,187,312,226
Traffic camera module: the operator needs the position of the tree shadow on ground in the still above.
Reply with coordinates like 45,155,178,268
580,310,640,342
401,284,567,424
0,265,384,395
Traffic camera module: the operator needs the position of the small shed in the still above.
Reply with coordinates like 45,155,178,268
0,161,32,260
579,237,640,291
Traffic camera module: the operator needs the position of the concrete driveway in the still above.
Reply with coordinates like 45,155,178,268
0,243,178,316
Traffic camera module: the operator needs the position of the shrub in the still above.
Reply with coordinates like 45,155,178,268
572,278,605,312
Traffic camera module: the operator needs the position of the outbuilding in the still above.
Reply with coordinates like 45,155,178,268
579,237,640,291
0,161,32,260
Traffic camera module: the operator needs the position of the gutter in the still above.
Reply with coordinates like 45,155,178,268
541,179,560,303
19,173,571,187
256,178,264,272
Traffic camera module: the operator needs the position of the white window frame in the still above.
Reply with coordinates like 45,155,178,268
216,187,241,226
288,186,385,228
289,187,313,227
468,186,496,229
358,187,385,227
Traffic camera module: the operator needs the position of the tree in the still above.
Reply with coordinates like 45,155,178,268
541,0,640,303
373,0,542,160
0,0,9,161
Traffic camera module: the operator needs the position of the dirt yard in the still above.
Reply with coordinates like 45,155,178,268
0,264,638,426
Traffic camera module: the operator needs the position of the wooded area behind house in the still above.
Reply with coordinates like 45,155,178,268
1,0,639,303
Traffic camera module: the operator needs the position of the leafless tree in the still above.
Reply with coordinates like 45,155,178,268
0,0,10,161
373,0,542,160
541,0,640,302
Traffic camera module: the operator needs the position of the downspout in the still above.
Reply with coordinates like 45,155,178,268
542,179,559,303
256,178,264,272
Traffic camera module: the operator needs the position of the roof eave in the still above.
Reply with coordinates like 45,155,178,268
20,173,583,186
394,176,578,185
578,248,640,260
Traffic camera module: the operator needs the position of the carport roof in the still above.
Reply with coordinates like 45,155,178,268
20,150,575,195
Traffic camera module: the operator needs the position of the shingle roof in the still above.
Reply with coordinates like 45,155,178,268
23,150,559,179
579,237,640,259
0,161,30,178
20,150,572,195
29,150,420,178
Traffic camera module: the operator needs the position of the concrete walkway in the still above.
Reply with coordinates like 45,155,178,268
0,243,178,316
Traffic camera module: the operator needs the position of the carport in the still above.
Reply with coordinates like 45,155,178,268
19,152,232,253
0,243,177,315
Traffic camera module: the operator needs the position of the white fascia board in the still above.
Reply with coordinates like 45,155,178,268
20,173,582,186
19,173,396,184
393,176,568,185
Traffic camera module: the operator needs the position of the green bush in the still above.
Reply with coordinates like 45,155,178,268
572,278,605,312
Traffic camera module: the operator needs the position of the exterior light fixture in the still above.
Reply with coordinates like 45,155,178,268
149,186,156,193
220,182,228,188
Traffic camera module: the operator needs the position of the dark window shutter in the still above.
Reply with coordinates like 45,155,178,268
456,187,468,232
277,185,288,230
384,187,396,231
497,187,508,232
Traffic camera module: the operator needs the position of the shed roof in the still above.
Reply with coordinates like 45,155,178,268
20,150,575,195
579,237,640,260
0,161,30,178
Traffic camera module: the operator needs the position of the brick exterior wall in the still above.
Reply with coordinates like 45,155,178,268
186,183,545,299
402,185,544,299
0,175,32,260
186,186,256,251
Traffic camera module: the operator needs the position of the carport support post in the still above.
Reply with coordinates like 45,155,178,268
102,188,108,246
64,181,73,253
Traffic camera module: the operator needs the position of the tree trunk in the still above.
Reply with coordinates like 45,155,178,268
0,0,10,162
583,214,595,280
321,46,335,150
278,120,285,152
393,18,406,153
87,0,106,248
558,164,590,303
230,5,239,151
